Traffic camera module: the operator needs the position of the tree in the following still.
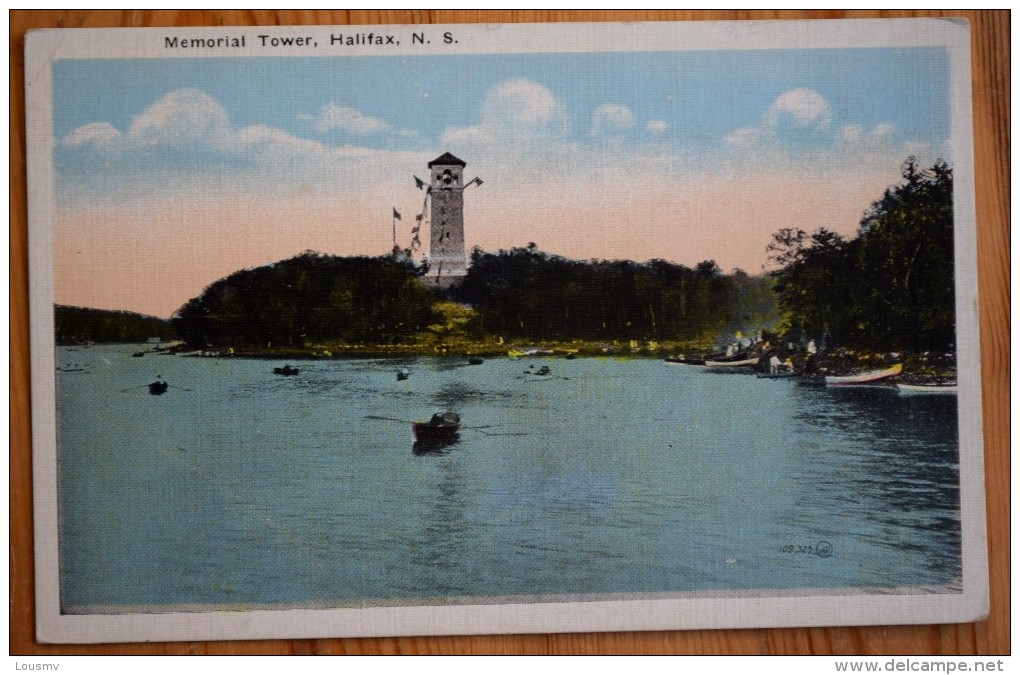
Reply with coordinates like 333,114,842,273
854,158,955,350
171,252,438,348
767,158,955,351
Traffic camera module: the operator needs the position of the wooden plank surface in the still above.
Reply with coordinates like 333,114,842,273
9,10,1009,656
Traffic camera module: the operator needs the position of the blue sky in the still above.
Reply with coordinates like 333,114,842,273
54,48,949,154
52,47,953,317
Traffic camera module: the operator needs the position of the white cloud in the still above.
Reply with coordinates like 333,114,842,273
235,124,325,156
646,120,669,135
765,88,831,130
724,126,765,149
300,103,400,136
127,89,232,150
839,122,897,149
441,78,570,151
60,122,121,149
719,89,926,175
591,103,635,136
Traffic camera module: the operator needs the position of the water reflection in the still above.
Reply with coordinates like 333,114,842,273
412,438,460,456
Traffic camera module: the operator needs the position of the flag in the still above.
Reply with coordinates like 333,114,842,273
411,225,420,233
469,177,484,187
414,175,426,190
415,213,423,221
393,208,401,220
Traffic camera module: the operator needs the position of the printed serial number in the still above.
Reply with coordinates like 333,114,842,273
780,541,833,558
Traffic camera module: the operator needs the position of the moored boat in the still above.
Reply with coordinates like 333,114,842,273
897,382,957,395
273,365,300,376
825,363,902,386
704,357,758,368
664,356,706,366
508,347,554,358
148,379,169,395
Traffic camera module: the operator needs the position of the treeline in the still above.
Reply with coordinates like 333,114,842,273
768,158,955,352
172,251,439,348
55,305,172,345
452,245,776,343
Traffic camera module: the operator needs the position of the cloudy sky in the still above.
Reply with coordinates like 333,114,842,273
53,47,951,317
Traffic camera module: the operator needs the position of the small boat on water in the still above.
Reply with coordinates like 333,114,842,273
468,356,484,365
397,367,410,380
704,357,758,368
273,365,300,376
508,347,554,358
825,363,902,387
412,412,461,443
149,380,169,395
897,382,957,395
664,356,706,366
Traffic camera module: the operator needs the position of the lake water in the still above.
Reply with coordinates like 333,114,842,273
55,345,961,612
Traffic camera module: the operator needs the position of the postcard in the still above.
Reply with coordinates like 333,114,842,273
25,19,987,643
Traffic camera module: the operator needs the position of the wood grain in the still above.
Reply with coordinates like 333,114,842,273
9,10,1009,655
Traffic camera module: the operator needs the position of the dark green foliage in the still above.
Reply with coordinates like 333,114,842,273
54,305,173,344
452,245,737,342
768,159,955,351
171,251,439,348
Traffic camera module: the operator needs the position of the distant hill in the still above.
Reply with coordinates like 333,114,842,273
54,305,174,345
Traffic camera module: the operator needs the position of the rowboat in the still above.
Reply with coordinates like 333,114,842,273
664,357,705,366
508,347,554,358
273,365,300,376
897,382,957,395
148,380,169,395
704,358,758,367
825,363,902,386
412,411,461,443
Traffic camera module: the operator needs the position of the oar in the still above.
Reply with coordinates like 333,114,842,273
120,382,194,393
365,415,415,424
365,418,530,438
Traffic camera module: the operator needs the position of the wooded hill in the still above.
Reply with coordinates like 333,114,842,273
169,248,777,350
167,157,955,354
55,305,173,345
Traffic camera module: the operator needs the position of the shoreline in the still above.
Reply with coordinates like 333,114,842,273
95,339,958,381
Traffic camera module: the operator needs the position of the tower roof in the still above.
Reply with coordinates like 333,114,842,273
428,152,467,168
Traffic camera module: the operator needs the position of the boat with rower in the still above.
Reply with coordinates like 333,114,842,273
412,411,461,443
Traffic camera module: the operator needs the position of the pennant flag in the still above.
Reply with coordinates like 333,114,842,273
414,175,426,190
393,208,401,220
411,226,420,233
469,177,484,187
415,213,423,221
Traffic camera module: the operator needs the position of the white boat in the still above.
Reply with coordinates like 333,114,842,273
704,358,758,367
897,382,957,395
825,363,902,386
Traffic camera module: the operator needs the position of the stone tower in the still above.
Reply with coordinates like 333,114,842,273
427,152,468,284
